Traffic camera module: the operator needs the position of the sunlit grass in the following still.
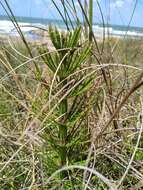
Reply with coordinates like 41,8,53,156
0,0,143,189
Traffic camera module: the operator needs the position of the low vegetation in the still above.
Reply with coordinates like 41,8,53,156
0,0,143,189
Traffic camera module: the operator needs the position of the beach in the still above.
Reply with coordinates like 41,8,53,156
1,16,143,44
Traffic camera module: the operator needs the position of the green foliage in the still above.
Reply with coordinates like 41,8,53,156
39,26,91,79
38,26,93,181
0,0,143,189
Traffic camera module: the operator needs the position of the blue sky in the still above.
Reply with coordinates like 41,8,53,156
0,0,143,27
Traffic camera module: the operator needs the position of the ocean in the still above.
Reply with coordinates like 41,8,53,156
0,15,143,40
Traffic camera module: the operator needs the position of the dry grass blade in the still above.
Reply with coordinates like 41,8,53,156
47,165,118,190
0,0,143,189
117,95,143,188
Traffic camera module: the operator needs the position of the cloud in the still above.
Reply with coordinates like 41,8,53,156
110,0,133,9
110,0,124,9
115,0,124,7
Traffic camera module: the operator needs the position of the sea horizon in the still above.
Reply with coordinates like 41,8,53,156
1,15,143,38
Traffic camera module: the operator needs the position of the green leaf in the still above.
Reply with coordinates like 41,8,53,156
48,26,62,49
68,46,91,73
71,77,93,97
68,27,81,48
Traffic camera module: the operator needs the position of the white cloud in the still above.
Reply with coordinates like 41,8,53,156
110,0,133,9
115,0,124,7
110,0,124,9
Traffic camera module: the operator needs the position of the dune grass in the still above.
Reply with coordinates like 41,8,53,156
0,0,143,189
